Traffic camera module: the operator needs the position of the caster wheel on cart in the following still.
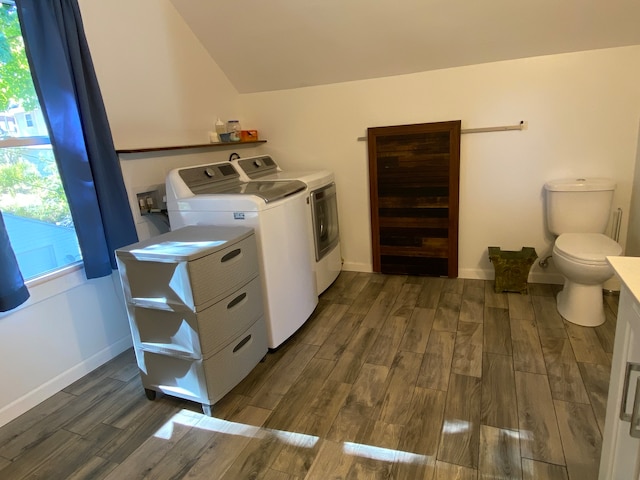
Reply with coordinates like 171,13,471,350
202,404,213,416
144,389,156,401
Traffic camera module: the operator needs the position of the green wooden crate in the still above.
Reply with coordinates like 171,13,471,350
488,247,538,294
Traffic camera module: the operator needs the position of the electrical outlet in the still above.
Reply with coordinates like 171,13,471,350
135,185,166,215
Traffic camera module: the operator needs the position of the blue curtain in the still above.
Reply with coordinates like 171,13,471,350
0,211,30,312
15,0,138,279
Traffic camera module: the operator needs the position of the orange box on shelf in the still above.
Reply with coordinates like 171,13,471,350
240,130,259,142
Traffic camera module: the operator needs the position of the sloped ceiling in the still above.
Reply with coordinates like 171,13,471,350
170,0,640,93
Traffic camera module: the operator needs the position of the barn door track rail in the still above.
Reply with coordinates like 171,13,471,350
357,120,527,141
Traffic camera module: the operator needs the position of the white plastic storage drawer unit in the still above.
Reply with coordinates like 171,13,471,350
115,225,267,415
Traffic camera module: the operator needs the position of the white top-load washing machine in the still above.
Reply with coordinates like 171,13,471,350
231,155,341,295
166,161,318,349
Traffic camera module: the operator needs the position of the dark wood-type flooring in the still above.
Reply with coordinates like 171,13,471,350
0,272,617,479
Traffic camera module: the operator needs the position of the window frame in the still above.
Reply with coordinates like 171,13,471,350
1,0,84,283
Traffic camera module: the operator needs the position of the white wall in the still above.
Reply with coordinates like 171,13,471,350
238,46,640,280
626,122,640,256
79,0,240,149
0,0,247,427
0,271,132,427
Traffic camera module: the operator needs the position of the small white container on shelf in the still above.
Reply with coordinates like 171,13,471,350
227,120,241,142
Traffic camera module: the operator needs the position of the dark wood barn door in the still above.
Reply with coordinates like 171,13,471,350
368,121,461,277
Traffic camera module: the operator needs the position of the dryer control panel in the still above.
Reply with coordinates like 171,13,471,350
178,162,240,193
237,155,278,179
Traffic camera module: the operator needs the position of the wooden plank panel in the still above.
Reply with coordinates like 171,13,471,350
540,336,590,404
563,320,611,366
304,439,355,480
0,428,78,479
510,318,546,375
102,410,204,479
437,373,481,469
531,295,567,339
367,316,409,367
378,217,449,228
417,330,456,391
483,306,512,355
452,321,483,378
399,387,446,456
180,407,272,479
295,380,351,437
514,371,565,465
435,461,478,479
379,351,423,425
459,282,484,323
433,293,461,332
399,307,435,354
554,400,601,480
577,362,611,433
378,196,449,208
369,120,460,277
380,242,449,258
521,458,568,480
478,425,522,480
481,353,518,430
263,357,335,431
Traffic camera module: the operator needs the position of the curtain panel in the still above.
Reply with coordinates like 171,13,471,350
15,0,137,279
0,211,30,312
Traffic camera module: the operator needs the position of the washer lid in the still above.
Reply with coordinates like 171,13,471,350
544,178,616,192
264,170,335,190
555,233,622,262
200,179,306,203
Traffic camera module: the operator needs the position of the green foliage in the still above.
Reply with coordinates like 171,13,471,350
0,4,38,112
0,6,69,227
0,147,72,226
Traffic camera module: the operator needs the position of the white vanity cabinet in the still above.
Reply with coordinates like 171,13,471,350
600,257,640,479
115,225,268,415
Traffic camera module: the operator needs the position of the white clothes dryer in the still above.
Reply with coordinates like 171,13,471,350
231,155,341,295
166,161,318,348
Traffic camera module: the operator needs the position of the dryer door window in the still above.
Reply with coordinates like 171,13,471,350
310,183,339,261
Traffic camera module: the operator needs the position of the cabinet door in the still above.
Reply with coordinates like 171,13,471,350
600,286,640,479
367,121,461,277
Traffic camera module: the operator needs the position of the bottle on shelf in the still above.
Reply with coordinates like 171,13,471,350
215,118,226,135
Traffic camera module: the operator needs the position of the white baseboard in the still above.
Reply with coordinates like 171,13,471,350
343,263,565,285
341,261,373,273
459,267,564,285
0,335,133,428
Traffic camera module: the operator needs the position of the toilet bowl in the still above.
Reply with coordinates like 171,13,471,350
552,232,621,327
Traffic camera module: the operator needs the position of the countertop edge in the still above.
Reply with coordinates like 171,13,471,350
607,255,640,303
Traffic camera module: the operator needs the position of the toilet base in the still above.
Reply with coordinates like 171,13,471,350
556,280,606,327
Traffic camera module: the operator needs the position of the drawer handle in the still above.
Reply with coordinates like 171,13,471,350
632,379,640,438
227,292,247,310
221,249,241,263
621,362,640,421
233,334,251,353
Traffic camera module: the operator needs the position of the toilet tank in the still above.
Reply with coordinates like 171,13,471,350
544,178,615,235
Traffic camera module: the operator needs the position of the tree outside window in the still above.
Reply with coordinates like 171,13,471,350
0,2,81,280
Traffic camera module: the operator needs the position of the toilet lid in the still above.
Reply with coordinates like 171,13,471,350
555,233,622,263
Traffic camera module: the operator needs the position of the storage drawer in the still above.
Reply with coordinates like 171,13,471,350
118,233,259,311
130,275,263,359
137,317,268,405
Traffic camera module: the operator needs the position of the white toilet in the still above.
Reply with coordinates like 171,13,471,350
544,178,622,327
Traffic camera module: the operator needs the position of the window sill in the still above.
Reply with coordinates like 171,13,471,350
1,263,90,317
25,262,84,288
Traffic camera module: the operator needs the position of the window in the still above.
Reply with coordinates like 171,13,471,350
0,2,81,281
